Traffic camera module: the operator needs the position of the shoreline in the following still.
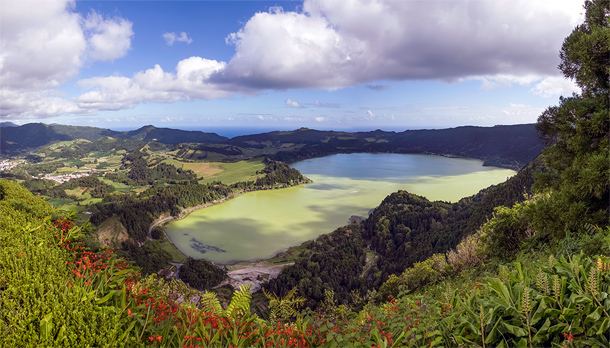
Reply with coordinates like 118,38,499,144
147,181,311,268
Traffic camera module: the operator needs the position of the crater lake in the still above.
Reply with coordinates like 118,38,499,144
165,153,516,264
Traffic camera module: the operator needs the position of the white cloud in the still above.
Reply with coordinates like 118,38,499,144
75,57,230,111
0,0,133,119
367,110,375,119
1,0,585,119
532,76,581,98
285,99,304,108
0,89,83,118
84,11,133,61
314,116,325,122
163,32,193,46
218,0,583,90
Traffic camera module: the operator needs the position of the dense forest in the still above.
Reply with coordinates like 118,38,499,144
265,224,369,308
179,257,228,291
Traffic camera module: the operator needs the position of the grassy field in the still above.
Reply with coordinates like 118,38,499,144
160,159,224,177
100,178,132,192
65,187,87,197
158,236,188,263
200,158,266,184
160,157,266,184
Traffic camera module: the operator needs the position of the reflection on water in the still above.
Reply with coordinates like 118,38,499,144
165,154,516,264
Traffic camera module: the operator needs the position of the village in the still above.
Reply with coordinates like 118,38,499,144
0,159,25,172
40,168,98,184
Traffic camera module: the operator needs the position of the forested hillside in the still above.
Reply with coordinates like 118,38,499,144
0,123,227,154
232,123,543,170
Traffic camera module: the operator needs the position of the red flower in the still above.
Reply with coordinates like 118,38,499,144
127,309,132,315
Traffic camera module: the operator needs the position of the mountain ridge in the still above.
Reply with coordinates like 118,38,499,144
0,123,228,153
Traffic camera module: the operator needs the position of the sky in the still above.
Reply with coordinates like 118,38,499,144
0,0,584,133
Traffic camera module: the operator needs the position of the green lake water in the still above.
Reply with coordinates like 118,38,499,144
165,153,516,264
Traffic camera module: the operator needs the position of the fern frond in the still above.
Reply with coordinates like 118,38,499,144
199,291,223,315
225,284,252,316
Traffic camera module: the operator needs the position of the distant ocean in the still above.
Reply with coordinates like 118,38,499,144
109,126,431,139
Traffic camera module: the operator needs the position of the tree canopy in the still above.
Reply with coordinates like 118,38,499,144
535,0,609,233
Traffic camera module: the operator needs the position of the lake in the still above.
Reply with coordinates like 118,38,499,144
165,153,516,264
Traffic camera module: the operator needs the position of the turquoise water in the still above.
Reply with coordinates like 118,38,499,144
165,154,516,264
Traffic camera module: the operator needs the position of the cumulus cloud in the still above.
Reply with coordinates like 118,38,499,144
1,0,584,119
532,76,581,98
216,0,582,90
84,11,133,61
76,57,230,111
0,0,133,118
285,99,304,108
163,32,193,46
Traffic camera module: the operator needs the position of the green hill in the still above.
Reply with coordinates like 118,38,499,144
0,123,228,154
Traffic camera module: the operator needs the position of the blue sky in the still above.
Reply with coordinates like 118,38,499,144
1,0,583,132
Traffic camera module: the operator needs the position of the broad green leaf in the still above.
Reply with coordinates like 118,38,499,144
532,318,551,344
40,313,53,341
503,322,528,337
596,317,610,335
96,290,116,304
530,297,547,326
485,319,501,344
516,337,528,348
584,306,602,325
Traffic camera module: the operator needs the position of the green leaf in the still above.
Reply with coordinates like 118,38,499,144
503,322,527,337
118,321,136,342
516,338,528,348
584,306,602,325
486,318,502,344
596,318,610,335
40,313,53,342
532,318,551,344
488,278,514,307
96,290,116,304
